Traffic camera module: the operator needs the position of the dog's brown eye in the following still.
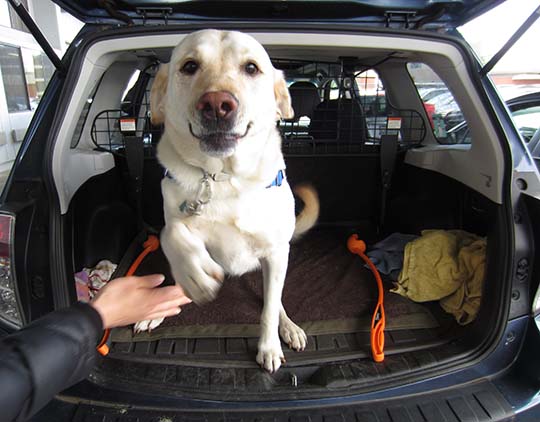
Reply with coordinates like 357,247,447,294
181,61,199,75
244,62,259,75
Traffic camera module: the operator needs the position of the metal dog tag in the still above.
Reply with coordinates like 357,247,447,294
179,172,213,216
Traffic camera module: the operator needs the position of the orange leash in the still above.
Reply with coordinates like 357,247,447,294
347,234,386,362
97,235,160,356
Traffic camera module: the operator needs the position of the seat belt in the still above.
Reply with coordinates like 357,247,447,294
379,134,398,232
123,133,145,232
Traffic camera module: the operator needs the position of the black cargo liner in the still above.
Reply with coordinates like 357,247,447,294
69,158,493,394
108,326,456,368
105,227,460,368
89,340,475,401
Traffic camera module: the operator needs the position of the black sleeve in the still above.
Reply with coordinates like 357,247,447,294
0,302,104,422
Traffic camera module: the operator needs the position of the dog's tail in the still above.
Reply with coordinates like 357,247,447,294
293,184,320,238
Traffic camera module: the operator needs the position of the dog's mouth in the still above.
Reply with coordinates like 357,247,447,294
189,122,252,157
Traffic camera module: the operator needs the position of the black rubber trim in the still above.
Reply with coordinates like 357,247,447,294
33,380,513,421
108,327,454,368
92,341,473,401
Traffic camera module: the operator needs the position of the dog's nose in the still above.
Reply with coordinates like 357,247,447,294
196,91,238,121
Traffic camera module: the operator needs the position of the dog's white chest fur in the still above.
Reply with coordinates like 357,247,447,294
161,173,296,276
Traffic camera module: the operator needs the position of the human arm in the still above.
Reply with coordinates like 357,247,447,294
0,274,190,421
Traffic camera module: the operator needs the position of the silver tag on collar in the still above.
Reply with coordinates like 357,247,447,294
179,171,228,216
180,199,204,215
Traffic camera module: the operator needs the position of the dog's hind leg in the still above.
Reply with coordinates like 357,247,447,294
257,246,290,373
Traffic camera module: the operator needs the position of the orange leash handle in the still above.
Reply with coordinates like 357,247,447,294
125,235,160,277
97,235,160,356
347,234,386,362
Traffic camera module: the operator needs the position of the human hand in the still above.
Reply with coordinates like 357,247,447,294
89,274,191,329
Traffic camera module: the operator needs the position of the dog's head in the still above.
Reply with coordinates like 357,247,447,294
151,30,293,158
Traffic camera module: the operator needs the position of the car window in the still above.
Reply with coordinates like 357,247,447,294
355,69,389,143
511,105,540,143
407,62,471,145
277,61,424,153
0,45,54,113
0,45,30,113
70,83,99,148
88,64,160,156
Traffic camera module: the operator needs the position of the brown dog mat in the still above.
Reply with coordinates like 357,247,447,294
111,229,438,342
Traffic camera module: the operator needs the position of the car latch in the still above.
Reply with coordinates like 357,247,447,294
136,7,173,25
384,11,417,29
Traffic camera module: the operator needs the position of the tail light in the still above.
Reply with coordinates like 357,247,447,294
0,212,22,327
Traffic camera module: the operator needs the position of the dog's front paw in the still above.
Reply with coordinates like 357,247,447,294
133,317,165,333
279,318,307,352
256,335,285,373
175,255,224,305
185,275,222,305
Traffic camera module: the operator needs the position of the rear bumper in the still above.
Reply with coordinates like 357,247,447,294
31,379,518,421
29,315,540,421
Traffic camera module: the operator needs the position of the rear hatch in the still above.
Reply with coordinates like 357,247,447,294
53,0,505,28
55,21,513,402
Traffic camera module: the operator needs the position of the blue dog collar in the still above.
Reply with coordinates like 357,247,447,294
267,169,285,188
165,168,284,188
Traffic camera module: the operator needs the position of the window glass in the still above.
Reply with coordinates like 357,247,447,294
328,79,339,100
0,44,29,112
356,70,387,141
512,105,540,143
407,62,470,145
279,62,401,151
0,2,11,28
21,49,54,110
0,45,54,113
5,0,30,33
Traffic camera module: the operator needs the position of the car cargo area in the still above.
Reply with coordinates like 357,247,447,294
68,152,500,399
56,32,508,399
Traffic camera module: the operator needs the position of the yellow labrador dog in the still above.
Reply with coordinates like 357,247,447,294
135,29,319,373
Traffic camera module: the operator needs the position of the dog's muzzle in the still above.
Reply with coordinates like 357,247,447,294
191,90,250,156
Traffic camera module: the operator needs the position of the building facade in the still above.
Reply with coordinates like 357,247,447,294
0,0,80,176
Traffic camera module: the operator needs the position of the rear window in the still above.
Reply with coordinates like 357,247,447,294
276,60,426,155
407,62,471,145
87,58,428,158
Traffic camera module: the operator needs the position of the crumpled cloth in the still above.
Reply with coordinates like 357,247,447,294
366,233,419,280
392,230,486,325
74,260,117,302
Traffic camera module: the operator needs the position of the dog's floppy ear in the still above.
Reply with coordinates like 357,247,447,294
150,63,169,125
274,69,294,120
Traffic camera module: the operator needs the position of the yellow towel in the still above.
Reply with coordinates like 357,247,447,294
392,230,486,325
